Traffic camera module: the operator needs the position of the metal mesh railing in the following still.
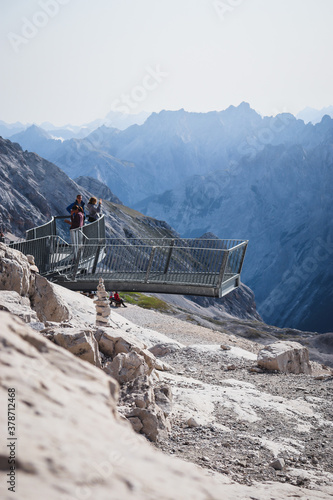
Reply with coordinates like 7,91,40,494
11,236,247,289
26,215,105,242
11,218,248,296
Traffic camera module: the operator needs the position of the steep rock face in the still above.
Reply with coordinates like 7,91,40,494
137,143,333,333
74,175,123,204
0,137,91,237
0,136,178,242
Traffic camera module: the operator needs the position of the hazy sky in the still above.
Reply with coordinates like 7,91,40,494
1,0,332,125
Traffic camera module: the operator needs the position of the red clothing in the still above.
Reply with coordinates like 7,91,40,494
70,212,84,230
114,292,120,302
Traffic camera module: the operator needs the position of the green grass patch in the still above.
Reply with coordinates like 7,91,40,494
118,292,172,312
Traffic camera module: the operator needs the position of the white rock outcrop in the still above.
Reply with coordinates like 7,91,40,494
257,341,312,374
1,311,329,500
0,290,38,323
0,243,73,323
0,243,35,296
104,351,150,383
52,327,102,367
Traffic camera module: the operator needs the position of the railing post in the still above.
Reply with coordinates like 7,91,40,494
145,247,156,282
92,245,101,274
237,241,248,275
71,247,82,279
216,250,230,290
163,239,174,274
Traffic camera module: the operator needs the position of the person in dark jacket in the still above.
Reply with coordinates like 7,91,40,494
66,194,85,217
65,205,84,250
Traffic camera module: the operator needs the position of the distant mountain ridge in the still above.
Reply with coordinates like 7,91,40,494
296,105,333,124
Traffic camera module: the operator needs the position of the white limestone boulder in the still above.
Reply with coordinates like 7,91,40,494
257,341,312,374
95,327,156,373
31,275,71,323
0,243,34,296
53,327,102,367
0,290,38,323
104,351,149,383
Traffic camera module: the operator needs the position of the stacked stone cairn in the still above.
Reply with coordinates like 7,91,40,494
95,277,111,326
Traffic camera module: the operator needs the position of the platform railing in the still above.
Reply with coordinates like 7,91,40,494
26,215,105,242
11,219,248,297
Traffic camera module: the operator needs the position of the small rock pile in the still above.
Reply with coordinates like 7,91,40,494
95,277,111,326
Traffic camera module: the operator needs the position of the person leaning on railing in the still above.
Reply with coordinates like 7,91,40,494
87,197,102,223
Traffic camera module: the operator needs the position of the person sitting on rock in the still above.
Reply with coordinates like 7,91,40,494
110,291,127,307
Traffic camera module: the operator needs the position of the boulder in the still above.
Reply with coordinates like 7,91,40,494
96,328,156,374
128,405,171,442
104,351,149,383
0,244,74,323
121,375,155,409
0,243,34,296
31,274,71,323
149,342,181,357
53,327,101,367
0,290,38,323
257,341,312,374
119,376,172,442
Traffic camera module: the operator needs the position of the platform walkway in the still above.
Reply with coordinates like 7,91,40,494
10,216,248,298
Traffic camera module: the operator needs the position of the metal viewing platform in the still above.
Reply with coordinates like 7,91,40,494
10,216,248,298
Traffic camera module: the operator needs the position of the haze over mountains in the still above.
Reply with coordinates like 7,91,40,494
0,110,149,141
3,103,333,334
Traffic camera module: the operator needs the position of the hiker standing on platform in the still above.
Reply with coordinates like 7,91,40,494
66,194,85,218
65,205,84,248
87,197,102,222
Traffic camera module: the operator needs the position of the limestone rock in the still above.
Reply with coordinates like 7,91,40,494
0,290,38,323
31,274,71,323
154,384,173,417
96,328,155,374
270,458,285,470
257,341,312,374
1,310,330,500
104,351,149,383
154,358,174,372
95,277,111,326
128,405,171,442
187,417,200,428
121,375,155,409
0,242,34,296
53,327,101,367
149,342,181,357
